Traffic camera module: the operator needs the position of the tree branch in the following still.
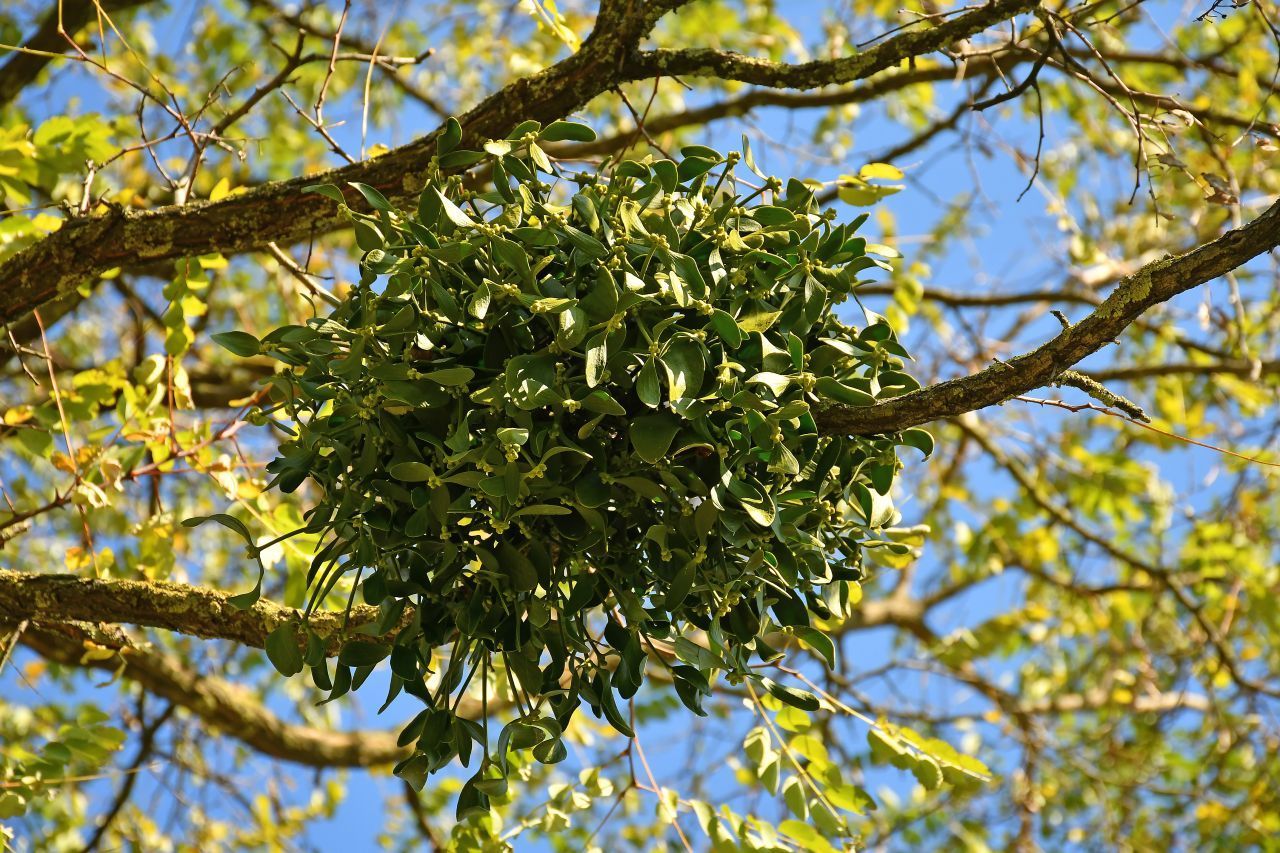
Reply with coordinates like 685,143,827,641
816,198,1280,436
620,0,1039,88
0,1,664,322
1085,359,1280,382
16,620,415,767
0,0,1040,324
956,413,1280,700
0,568,396,652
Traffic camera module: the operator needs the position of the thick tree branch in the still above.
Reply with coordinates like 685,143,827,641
0,1,665,322
620,0,1039,88
0,0,1039,323
0,568,395,652
16,621,414,767
816,198,1280,436
559,64,996,159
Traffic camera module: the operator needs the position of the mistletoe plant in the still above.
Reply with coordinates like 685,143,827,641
197,117,932,815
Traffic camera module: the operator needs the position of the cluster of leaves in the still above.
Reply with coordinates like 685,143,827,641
726,702,993,851
738,707,876,851
0,705,125,821
204,117,931,815
0,114,121,258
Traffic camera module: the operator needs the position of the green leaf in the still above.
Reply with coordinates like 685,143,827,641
585,334,608,388
912,756,944,791
741,499,775,527
473,774,508,797
303,183,345,204
779,820,838,853
782,776,809,820
737,308,781,334
468,283,492,319
636,359,661,408
265,623,304,676
496,427,529,446
677,156,718,181
650,159,677,191
860,161,904,181
491,237,532,280
506,354,559,409
338,641,390,668
752,205,796,226
597,672,635,737
456,776,491,821
527,141,552,173
438,149,485,169
353,219,384,251
709,309,743,349
541,120,597,142
532,737,568,764
389,461,434,482
211,330,260,357
563,225,607,260
433,187,474,228
580,268,619,320
741,134,765,177
675,637,722,671
837,174,902,206
663,339,705,402
899,427,934,458
226,573,264,610
581,390,626,416
746,371,791,396
499,542,539,591
437,117,463,154
630,414,680,464
348,181,393,211
814,376,876,406
867,728,910,767
394,754,430,791
671,666,709,716
183,513,253,545
794,627,837,668
665,560,696,608
513,504,572,517
484,139,512,157
557,305,588,349
422,367,475,386
762,678,820,711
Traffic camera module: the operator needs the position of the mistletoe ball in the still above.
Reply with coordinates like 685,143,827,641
210,117,930,810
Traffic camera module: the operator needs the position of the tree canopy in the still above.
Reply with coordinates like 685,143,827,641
1,0,1278,850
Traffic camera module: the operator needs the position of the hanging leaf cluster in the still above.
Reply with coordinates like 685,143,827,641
201,117,931,816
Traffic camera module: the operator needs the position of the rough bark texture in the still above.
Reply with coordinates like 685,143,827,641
815,197,1280,436
621,0,1038,87
0,568,393,652
18,621,414,767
